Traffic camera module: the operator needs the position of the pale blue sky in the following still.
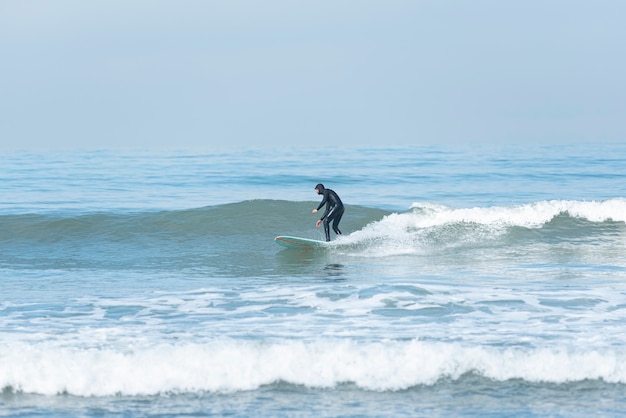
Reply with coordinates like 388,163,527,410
1,1,624,151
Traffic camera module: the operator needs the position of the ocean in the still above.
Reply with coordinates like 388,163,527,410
1,143,626,417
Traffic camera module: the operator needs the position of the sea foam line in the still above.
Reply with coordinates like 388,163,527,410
409,198,626,227
2,339,626,396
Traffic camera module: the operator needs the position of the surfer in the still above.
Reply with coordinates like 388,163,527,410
312,183,344,242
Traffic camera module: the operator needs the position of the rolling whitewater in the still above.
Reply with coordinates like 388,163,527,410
1,144,626,416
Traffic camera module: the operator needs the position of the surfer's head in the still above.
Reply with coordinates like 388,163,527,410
315,183,325,194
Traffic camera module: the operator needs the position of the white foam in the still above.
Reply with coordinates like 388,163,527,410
2,339,626,396
337,199,626,257
410,198,626,227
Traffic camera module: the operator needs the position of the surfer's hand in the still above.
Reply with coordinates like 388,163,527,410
316,220,322,227
312,209,318,214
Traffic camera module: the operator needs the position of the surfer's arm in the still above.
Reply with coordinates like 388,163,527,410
313,190,330,222
315,192,328,212
312,207,329,220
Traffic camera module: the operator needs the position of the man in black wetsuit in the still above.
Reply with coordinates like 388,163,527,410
312,183,345,242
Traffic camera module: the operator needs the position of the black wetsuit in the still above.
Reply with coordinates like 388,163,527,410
316,187,344,242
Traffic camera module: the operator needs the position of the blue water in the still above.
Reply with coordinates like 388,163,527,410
2,143,626,417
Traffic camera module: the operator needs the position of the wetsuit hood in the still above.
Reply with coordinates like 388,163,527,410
315,183,325,194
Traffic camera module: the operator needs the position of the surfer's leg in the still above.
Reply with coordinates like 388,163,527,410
322,218,331,241
324,206,343,241
332,207,344,235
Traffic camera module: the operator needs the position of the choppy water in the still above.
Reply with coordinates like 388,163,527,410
1,143,626,416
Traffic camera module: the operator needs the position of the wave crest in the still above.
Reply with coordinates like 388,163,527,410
2,340,625,396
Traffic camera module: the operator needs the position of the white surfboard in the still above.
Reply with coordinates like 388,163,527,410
274,235,328,249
